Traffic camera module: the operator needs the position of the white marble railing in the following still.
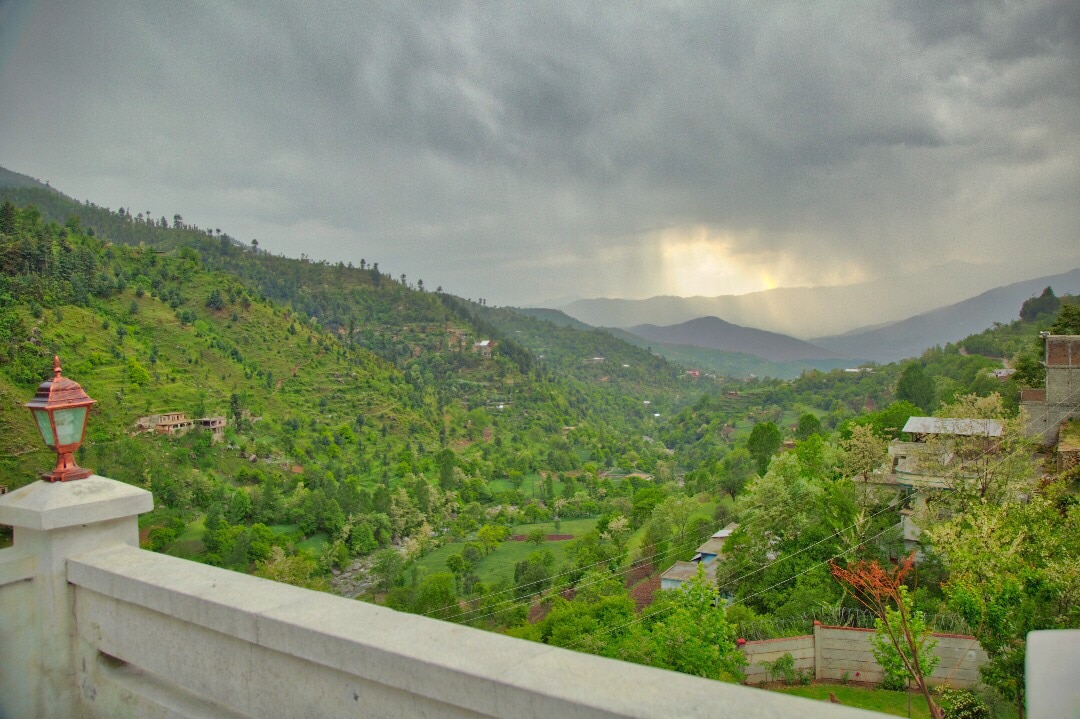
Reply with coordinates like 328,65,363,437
0,476,1074,718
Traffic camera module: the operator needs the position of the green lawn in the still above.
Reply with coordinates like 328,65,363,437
417,517,598,586
770,683,1016,719
165,517,206,559
772,684,933,718
297,532,329,554
487,473,566,500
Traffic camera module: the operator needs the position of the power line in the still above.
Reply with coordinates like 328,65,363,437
436,523,728,623
442,492,910,627
427,383,1079,623
558,386,1080,652
564,523,899,650
419,516,728,619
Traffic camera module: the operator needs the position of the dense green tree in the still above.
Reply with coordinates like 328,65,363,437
795,412,823,441
718,446,884,617
370,548,405,591
410,572,458,619
477,524,508,554
896,362,935,412
746,421,782,475
844,400,920,440
840,423,887,482
630,486,666,528
513,549,554,600
719,448,754,499
1019,286,1059,321
929,482,1078,717
526,569,637,653
526,527,547,546
616,566,745,681
1049,301,1080,335
0,200,15,235
205,288,225,310
1012,349,1045,388
254,547,328,591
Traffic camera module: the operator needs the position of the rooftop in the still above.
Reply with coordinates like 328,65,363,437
902,416,1004,437
712,522,739,539
695,537,729,557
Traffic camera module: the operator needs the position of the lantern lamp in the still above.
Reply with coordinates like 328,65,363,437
25,356,96,482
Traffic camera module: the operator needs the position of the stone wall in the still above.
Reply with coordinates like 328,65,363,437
740,635,815,684
740,624,987,688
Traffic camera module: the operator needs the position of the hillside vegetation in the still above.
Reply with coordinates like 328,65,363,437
1,172,1075,717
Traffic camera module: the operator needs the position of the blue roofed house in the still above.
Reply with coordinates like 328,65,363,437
660,522,738,590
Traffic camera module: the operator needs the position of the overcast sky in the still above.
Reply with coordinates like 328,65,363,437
1,1,1078,306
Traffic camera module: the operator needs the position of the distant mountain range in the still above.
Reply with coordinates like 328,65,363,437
626,316,837,362
511,308,853,378
608,329,854,380
558,262,1080,339
512,307,595,330
812,269,1080,362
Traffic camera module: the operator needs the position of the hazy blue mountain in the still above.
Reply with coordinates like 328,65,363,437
626,316,839,362
608,328,854,379
511,307,595,330
558,261,1080,338
812,268,1080,362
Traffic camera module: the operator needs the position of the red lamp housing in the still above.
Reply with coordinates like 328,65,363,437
24,356,96,482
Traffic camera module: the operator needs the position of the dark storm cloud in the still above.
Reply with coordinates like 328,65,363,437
1,1,1077,305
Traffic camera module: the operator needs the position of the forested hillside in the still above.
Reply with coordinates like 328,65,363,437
0,191,707,587
1,175,1075,716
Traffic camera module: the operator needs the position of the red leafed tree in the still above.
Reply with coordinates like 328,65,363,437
830,553,942,719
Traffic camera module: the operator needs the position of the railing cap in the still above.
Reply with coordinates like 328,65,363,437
0,476,152,530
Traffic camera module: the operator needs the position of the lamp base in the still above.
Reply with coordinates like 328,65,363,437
40,466,93,482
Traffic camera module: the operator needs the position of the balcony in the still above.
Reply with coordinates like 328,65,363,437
0,476,1075,718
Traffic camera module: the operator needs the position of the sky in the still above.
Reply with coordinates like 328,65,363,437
1,1,1078,308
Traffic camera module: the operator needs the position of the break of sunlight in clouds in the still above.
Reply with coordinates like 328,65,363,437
654,226,875,298
655,227,771,297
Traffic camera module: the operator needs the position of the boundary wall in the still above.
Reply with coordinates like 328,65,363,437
741,622,987,688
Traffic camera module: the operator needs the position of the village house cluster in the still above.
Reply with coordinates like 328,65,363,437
134,412,227,443
870,332,1080,553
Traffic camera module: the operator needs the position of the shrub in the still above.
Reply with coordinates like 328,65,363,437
758,652,798,685
935,687,990,719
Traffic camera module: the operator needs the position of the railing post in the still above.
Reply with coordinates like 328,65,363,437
0,476,152,718
813,620,823,681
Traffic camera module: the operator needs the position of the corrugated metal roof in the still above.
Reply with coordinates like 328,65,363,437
660,561,701,581
660,560,719,583
711,522,739,539
902,417,1004,437
696,538,728,556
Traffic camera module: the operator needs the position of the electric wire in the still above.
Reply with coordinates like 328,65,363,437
433,380,1079,630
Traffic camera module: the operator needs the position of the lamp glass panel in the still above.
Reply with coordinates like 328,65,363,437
54,406,87,446
33,409,56,447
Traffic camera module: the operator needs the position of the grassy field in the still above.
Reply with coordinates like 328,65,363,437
165,517,206,559
297,532,330,554
416,517,598,586
623,496,719,560
770,683,1016,719
771,684,933,718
